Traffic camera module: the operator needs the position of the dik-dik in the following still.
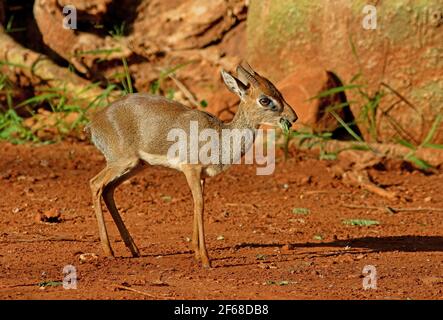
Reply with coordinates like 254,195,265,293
87,62,297,268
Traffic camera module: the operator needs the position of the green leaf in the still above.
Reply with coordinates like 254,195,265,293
16,93,60,107
74,48,122,56
343,219,380,226
200,99,208,108
319,152,337,160
423,143,443,150
292,208,310,215
421,114,442,147
38,281,63,288
404,153,432,170
121,57,133,94
308,84,364,101
313,234,323,241
396,139,416,150
329,110,364,143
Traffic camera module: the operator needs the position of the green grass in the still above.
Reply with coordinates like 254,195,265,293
109,22,126,39
149,61,196,96
287,37,442,170
286,129,337,160
397,114,443,170
0,21,131,144
38,280,63,288
121,57,133,95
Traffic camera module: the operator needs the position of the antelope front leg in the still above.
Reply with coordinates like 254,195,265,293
183,166,211,268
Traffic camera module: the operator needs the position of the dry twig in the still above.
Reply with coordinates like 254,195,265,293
113,284,169,299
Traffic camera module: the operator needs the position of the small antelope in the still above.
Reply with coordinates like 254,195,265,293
87,62,297,268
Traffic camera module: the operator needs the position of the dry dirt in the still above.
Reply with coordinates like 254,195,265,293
0,141,442,300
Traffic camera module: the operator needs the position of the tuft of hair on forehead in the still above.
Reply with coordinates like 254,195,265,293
256,76,282,99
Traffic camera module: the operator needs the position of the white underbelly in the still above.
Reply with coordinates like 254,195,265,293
138,150,184,171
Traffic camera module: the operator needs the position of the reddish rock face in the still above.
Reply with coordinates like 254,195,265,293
247,0,443,144
277,68,326,130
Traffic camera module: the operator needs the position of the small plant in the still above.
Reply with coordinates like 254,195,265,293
149,61,196,96
313,234,323,241
199,99,208,108
288,129,337,160
292,208,310,215
121,57,133,95
38,280,63,288
0,108,39,144
343,219,380,226
109,22,126,39
161,195,172,203
4,15,26,34
398,114,443,170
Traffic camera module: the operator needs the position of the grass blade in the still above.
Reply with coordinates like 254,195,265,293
421,114,442,147
329,110,364,143
308,84,363,101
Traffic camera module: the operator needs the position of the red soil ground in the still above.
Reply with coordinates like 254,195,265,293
0,141,442,299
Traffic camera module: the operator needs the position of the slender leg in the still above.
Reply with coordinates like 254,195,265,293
90,159,141,257
102,162,143,257
183,165,211,268
192,205,200,261
192,179,205,261
90,170,115,257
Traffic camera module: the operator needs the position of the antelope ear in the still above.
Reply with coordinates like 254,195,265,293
221,69,248,99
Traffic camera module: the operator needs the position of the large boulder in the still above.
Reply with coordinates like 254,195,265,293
247,0,443,144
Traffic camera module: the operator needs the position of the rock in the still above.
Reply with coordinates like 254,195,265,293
278,69,355,133
248,0,443,143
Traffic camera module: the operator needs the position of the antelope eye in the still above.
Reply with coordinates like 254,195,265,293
259,97,271,106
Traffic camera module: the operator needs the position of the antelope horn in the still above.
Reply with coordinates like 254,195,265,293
237,61,258,87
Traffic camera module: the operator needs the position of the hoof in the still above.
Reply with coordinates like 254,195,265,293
103,247,115,257
130,246,140,258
